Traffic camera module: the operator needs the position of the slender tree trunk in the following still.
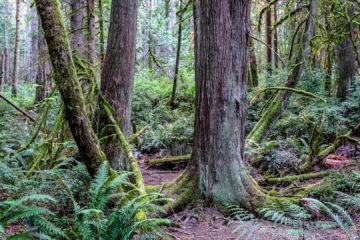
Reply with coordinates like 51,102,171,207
324,14,332,97
164,0,175,60
87,0,96,65
155,0,161,58
35,0,106,176
4,0,10,85
1,51,4,92
265,0,272,74
273,2,279,69
169,0,183,109
34,18,47,104
247,0,318,144
249,39,259,88
100,0,138,169
70,0,85,58
324,49,332,97
30,7,38,82
12,0,21,97
98,0,105,66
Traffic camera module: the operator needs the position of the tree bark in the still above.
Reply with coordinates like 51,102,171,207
273,2,279,69
100,0,138,169
164,0,175,60
169,0,183,109
34,18,48,104
247,0,318,144
98,0,105,66
4,0,10,85
249,39,259,88
30,7,38,82
336,38,355,99
70,0,85,58
0,51,4,92
174,0,266,207
87,0,96,65
35,0,106,176
12,0,21,97
265,0,272,74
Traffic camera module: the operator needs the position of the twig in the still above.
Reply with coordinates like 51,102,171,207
249,34,287,66
0,93,35,121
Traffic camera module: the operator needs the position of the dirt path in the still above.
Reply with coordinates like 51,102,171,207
138,151,358,240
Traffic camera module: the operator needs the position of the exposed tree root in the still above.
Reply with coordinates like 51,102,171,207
148,154,191,166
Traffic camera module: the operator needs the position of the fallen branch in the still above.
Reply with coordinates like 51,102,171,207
0,93,35,121
148,154,191,166
258,170,331,184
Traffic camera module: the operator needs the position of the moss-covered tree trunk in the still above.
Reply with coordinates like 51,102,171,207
35,0,105,176
100,0,138,170
247,0,317,144
249,39,259,89
168,0,266,209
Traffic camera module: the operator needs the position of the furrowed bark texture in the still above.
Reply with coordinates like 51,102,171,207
192,0,265,206
100,0,138,169
35,0,106,176
247,0,317,144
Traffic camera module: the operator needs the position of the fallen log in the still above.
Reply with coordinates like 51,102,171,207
148,154,191,166
258,170,331,185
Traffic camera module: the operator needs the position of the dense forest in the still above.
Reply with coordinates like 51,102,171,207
0,0,359,239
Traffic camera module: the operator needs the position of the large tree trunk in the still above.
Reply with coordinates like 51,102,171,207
169,0,183,109
247,0,317,144
336,4,356,101
87,0,96,65
336,38,355,99
35,0,106,176
265,0,272,74
4,0,10,85
167,0,266,210
70,0,85,58
12,0,21,97
100,0,138,169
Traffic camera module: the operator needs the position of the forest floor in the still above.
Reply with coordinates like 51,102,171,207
137,141,360,240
